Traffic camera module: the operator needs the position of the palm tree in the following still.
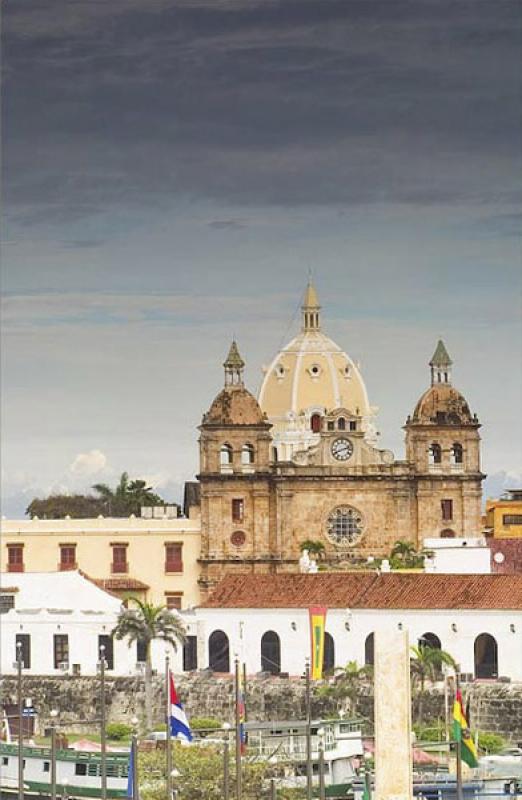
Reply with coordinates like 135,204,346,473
112,599,186,729
300,539,326,560
92,472,163,517
317,660,372,713
410,644,457,726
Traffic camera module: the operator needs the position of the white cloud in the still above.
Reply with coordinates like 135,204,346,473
69,449,108,476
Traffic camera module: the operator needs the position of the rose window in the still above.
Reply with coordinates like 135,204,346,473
326,506,364,546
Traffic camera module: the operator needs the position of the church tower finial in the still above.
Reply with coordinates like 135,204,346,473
223,340,245,386
429,339,453,386
302,281,321,332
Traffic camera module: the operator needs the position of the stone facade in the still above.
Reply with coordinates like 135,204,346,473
198,326,484,593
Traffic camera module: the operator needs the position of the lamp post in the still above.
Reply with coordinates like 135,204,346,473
270,777,277,800
222,722,231,800
98,644,107,800
317,728,326,800
363,752,372,800
165,655,172,800
130,716,139,800
170,768,180,800
16,641,23,800
304,659,312,800
50,709,59,800
61,778,69,800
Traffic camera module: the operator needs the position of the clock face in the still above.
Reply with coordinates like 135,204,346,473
331,437,354,461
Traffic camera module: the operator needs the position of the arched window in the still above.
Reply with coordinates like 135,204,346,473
451,443,463,464
241,444,255,465
440,529,456,538
209,630,230,673
364,633,374,666
220,444,233,466
338,417,346,431
311,414,322,433
418,632,441,650
474,633,498,679
429,443,442,464
323,633,335,674
261,631,281,675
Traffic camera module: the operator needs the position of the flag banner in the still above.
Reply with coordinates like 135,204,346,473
126,738,135,799
309,606,327,680
238,667,247,755
452,689,478,768
169,672,193,742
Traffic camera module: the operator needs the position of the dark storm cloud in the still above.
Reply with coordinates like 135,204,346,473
4,0,521,227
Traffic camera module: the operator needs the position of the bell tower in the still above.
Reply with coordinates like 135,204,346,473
405,341,484,539
198,342,274,595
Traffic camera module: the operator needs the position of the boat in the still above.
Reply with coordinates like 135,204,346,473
0,742,129,799
244,716,364,793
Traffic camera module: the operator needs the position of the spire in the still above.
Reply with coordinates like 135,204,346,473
301,281,321,332
223,340,245,386
429,339,453,386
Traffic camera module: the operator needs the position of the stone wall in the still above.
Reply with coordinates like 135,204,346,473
1,675,521,741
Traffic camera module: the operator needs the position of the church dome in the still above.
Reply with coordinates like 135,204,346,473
258,283,375,460
409,341,476,426
204,385,265,426
203,341,266,427
411,384,474,426
258,283,371,422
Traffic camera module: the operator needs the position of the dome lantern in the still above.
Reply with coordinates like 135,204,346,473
223,340,245,387
429,339,453,386
302,281,321,332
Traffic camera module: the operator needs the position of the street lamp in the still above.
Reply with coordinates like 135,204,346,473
50,709,59,800
61,778,69,800
130,717,139,800
222,722,231,800
317,728,326,800
170,768,180,800
98,644,107,800
363,752,372,800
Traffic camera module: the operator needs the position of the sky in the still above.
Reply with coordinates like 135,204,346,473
2,0,521,517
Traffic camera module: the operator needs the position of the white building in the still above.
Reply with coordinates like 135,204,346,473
0,571,183,676
192,573,522,682
423,537,492,574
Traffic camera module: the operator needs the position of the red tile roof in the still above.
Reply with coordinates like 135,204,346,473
203,572,522,610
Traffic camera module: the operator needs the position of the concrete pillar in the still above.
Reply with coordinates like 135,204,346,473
374,629,413,800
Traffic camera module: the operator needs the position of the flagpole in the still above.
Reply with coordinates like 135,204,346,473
234,658,242,800
455,672,463,800
305,658,312,800
166,655,172,800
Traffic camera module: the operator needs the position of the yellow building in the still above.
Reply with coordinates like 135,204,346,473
0,516,201,608
486,490,522,538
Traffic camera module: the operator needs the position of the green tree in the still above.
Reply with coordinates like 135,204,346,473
299,539,326,560
138,744,304,800
389,540,425,569
410,644,457,726
26,494,106,519
111,599,186,730
316,660,372,713
92,472,164,516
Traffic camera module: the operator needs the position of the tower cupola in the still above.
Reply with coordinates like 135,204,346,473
301,281,321,332
224,340,245,386
430,339,452,386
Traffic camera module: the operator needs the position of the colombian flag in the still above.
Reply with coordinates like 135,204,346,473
309,606,327,679
452,689,478,768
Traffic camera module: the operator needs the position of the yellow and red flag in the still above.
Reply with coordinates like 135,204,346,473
452,689,478,768
309,606,327,679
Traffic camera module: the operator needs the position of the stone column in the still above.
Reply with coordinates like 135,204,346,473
374,629,413,800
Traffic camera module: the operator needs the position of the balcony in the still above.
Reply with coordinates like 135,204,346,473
59,562,78,571
165,562,183,574
7,563,24,573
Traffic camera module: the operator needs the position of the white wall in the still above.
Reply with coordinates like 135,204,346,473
194,606,522,681
423,538,491,574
